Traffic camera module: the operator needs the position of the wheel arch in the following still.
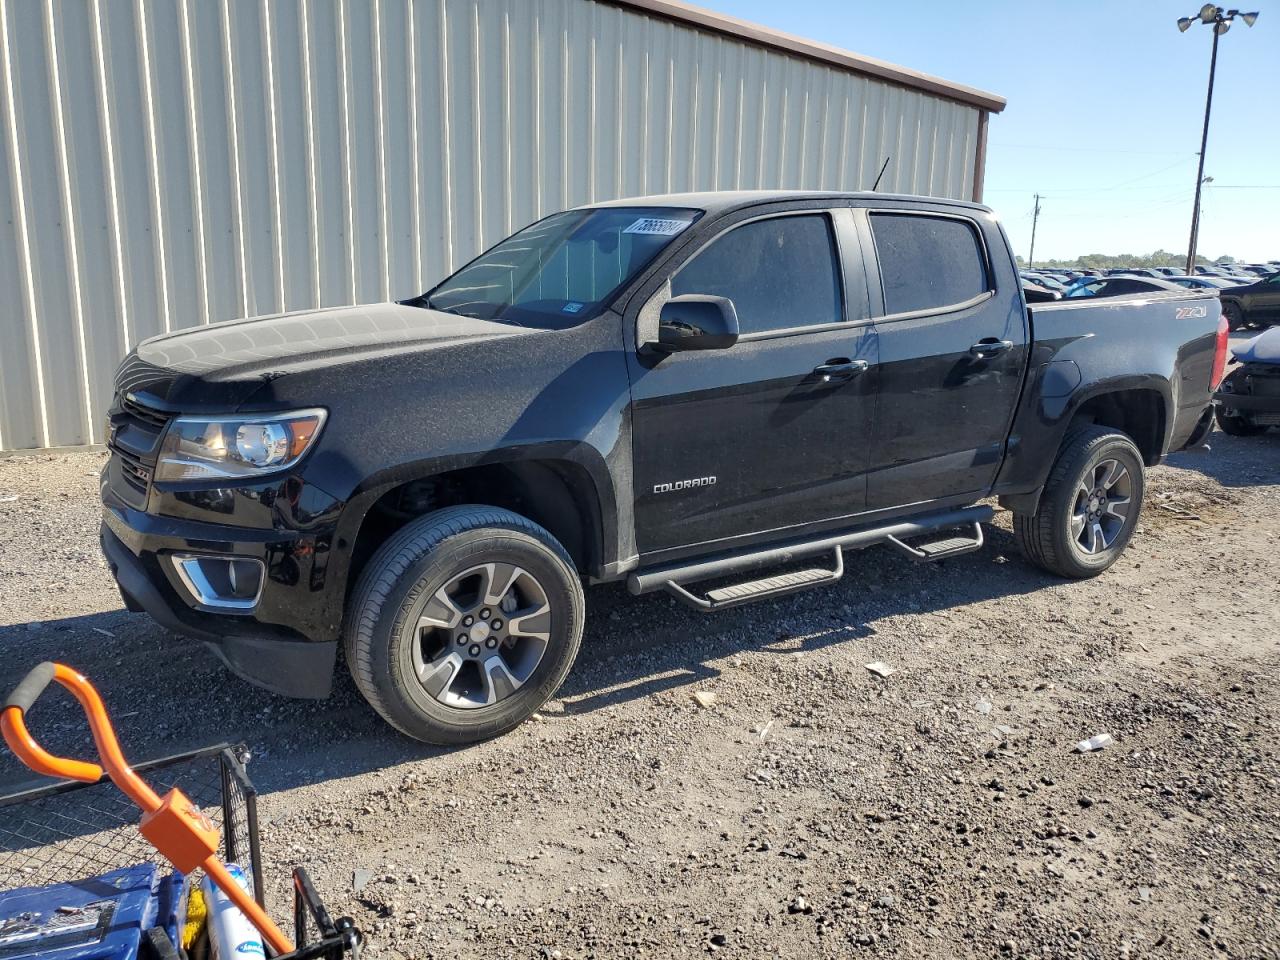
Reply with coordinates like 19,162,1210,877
1066,385,1168,466
998,380,1169,514
332,447,615,604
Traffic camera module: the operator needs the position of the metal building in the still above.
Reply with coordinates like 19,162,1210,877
0,0,1005,452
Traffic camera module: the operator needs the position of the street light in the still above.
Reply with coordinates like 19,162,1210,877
1177,6,1259,276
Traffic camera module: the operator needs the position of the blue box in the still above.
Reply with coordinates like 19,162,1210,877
0,864,179,959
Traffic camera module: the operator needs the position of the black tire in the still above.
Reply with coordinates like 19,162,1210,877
345,505,584,745
1222,301,1247,331
1014,425,1146,579
1215,404,1266,436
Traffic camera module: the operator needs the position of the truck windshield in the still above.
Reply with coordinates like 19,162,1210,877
414,207,701,328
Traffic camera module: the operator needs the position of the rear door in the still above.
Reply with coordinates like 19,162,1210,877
861,207,1028,510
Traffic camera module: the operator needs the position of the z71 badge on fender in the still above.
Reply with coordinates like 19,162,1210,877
653,476,717,494
1176,305,1209,320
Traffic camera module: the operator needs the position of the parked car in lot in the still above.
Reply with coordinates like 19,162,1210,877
1170,275,1243,290
98,190,1226,744
1106,268,1169,279
1219,271,1280,330
1065,275,1187,298
1022,280,1062,303
1215,327,1280,434
1021,272,1066,292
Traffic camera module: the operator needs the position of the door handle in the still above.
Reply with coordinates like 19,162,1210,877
812,359,869,383
969,339,1013,359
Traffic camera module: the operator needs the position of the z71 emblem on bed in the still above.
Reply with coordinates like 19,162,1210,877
1175,305,1208,319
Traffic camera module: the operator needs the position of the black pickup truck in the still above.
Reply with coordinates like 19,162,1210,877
100,191,1226,744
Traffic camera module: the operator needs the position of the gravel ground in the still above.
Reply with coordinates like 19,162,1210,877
0,426,1277,959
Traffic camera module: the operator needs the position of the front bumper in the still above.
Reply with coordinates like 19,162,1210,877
101,498,340,699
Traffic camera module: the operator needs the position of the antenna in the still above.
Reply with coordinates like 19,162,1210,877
872,156,891,191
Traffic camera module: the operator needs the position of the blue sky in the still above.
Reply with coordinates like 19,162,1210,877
706,1,1279,263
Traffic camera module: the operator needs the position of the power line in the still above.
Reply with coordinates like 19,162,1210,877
987,156,1198,196
988,141,1198,156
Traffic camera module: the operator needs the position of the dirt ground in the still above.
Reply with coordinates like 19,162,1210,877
0,425,1277,959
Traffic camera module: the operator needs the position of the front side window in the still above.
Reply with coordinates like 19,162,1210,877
669,214,843,336
419,207,701,329
870,213,989,315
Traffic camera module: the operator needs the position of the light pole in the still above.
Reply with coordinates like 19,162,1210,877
1177,5,1258,276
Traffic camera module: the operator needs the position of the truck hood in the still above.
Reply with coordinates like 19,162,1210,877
120,302,532,409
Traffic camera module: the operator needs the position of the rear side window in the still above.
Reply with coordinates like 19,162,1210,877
870,213,989,315
671,214,843,335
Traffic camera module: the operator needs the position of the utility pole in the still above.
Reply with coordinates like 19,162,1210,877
1028,193,1041,269
1177,6,1259,276
1186,26,1219,276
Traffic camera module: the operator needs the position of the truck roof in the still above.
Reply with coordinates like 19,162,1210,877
583,190,993,217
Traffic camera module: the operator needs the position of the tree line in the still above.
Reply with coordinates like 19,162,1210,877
1015,250,1239,270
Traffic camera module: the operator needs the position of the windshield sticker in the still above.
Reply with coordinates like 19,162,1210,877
623,217,691,237
562,301,584,314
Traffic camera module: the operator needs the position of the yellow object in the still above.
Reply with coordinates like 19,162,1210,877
183,885,208,950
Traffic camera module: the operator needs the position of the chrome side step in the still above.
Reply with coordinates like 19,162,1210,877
664,548,844,612
627,505,994,612
885,522,985,562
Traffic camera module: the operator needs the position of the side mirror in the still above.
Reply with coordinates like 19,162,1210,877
651,295,740,354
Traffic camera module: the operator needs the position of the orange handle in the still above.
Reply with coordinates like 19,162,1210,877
1,662,296,954
1,662,161,812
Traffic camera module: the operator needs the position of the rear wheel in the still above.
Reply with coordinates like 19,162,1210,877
345,505,584,744
1215,405,1266,436
1014,425,1145,579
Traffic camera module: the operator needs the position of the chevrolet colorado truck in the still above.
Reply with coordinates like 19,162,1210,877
99,191,1226,744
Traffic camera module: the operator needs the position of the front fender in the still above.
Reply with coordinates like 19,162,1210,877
324,439,624,593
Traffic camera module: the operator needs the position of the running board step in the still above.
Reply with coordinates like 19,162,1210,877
885,523,985,562
664,549,844,612
627,505,995,611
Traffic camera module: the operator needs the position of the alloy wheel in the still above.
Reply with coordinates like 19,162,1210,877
410,562,552,709
1070,458,1133,555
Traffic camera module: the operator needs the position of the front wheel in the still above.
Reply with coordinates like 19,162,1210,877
345,505,584,745
1222,301,1247,331
1014,425,1146,579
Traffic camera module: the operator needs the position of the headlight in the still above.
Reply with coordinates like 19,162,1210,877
155,409,327,482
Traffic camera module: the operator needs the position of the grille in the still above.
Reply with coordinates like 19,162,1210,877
119,393,172,429
114,447,152,493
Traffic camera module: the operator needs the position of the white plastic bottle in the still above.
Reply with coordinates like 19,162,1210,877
201,864,265,959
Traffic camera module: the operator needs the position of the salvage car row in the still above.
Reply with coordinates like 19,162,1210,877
1021,266,1280,330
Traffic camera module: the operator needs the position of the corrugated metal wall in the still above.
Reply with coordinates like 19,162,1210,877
0,0,982,452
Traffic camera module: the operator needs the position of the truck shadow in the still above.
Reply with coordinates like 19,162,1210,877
0,525,1057,806
1166,426,1280,488
557,524,1049,715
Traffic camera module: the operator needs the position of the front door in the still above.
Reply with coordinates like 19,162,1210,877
626,209,877,557
862,208,1028,510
